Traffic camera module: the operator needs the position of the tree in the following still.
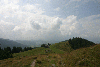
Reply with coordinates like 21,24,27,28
68,37,95,49
12,46,17,53
16,47,22,53
41,44,46,47
48,43,51,46
24,47,27,51
4,47,11,53
0,47,13,60
41,44,49,48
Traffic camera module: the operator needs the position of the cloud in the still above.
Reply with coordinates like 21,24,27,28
0,0,45,20
0,0,100,42
12,15,63,40
1,12,100,41
78,14,100,37
51,17,62,30
60,14,100,41
0,20,14,25
13,21,34,32
60,15,78,35
1,0,19,4
0,20,15,39
54,7,60,11
13,26,20,31
22,4,45,14
30,21,41,30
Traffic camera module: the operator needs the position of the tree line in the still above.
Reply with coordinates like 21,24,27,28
41,43,51,48
0,42,51,60
68,37,96,50
0,46,33,60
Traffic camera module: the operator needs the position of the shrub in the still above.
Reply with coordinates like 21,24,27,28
36,60,42,64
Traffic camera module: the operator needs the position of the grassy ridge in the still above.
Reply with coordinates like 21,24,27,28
50,41,73,53
0,42,100,67
0,47,48,67
63,44,100,67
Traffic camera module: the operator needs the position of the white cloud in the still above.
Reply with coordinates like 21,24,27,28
1,11,100,41
60,15,78,36
54,7,60,11
0,0,19,5
13,26,20,31
0,20,15,39
23,4,35,11
0,20,14,25
22,4,45,14
51,17,62,30
11,15,63,40
60,14,100,40
0,0,45,21
0,0,100,42
78,14,100,37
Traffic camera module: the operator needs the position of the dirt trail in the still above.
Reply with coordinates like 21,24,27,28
31,60,36,67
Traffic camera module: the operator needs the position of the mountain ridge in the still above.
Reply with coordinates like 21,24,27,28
0,38,27,49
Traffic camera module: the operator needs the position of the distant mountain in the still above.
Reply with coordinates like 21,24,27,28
15,40,47,48
0,38,27,49
15,40,36,46
15,40,60,48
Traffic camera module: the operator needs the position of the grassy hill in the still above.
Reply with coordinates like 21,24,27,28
50,41,73,53
0,41,100,67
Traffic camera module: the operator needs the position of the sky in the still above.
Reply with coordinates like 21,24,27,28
0,0,100,43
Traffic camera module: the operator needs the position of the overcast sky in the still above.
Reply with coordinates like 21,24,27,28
0,0,100,43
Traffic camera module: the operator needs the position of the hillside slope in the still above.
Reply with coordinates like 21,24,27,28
50,41,73,53
0,42,100,67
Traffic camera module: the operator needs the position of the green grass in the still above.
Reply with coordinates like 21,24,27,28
13,47,47,57
63,44,100,67
0,47,49,67
0,42,100,67
50,41,73,53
